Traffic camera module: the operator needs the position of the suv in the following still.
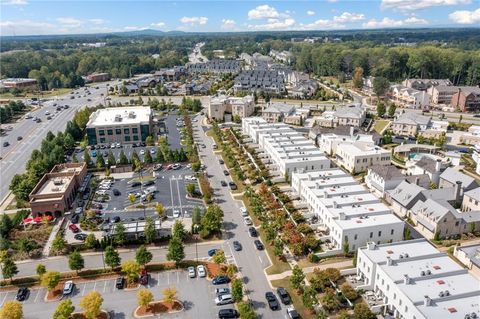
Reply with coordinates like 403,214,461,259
223,170,230,176
215,293,234,305
16,287,29,301
229,182,237,190
265,292,279,310
116,277,125,289
277,287,291,305
248,227,258,237
218,308,238,319
212,276,230,285
254,240,264,250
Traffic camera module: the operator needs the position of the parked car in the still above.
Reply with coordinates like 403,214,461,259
197,265,206,278
173,210,181,218
71,214,80,224
3,142,9,147
74,233,87,241
68,224,80,233
16,288,29,301
112,216,121,223
188,266,196,278
244,217,253,226
254,240,264,250
172,163,181,170
223,170,230,176
112,189,121,196
265,292,279,310
218,308,238,319
17,136,23,141
286,306,301,319
219,159,224,164
229,182,237,190
277,287,292,305
63,281,74,295
215,287,230,296
140,269,149,285
221,181,227,187
232,241,242,251
208,248,217,257
215,294,234,306
116,277,125,289
142,180,155,187
131,182,141,187
240,207,248,217
248,227,258,237
212,276,230,285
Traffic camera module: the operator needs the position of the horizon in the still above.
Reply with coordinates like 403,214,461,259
1,0,479,37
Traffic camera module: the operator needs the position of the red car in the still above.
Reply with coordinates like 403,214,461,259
140,269,149,285
166,164,173,170
68,224,80,233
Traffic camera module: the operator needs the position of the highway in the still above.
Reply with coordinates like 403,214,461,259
0,81,119,205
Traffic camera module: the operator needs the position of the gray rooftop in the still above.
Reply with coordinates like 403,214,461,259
394,112,430,126
369,165,404,180
440,167,478,190
465,188,480,201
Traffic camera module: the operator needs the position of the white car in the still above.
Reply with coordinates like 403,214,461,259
110,143,116,149
240,207,248,217
150,148,156,154
188,266,196,278
140,149,145,155
128,192,141,198
173,210,180,218
45,111,50,115
244,217,253,226
116,142,121,148
184,175,196,181
197,265,206,278
63,281,74,295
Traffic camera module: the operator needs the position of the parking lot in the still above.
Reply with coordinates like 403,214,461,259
0,269,233,318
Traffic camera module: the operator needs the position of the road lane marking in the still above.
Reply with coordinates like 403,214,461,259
81,283,87,296
103,280,107,293
258,256,263,263
157,272,161,286
33,289,43,303
93,281,97,291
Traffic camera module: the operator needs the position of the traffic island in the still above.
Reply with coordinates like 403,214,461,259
134,300,184,318
72,310,110,319
44,285,63,302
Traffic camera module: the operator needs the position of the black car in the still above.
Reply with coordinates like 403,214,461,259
132,143,138,147
115,277,125,289
2,142,9,147
16,287,29,301
221,181,227,187
17,136,22,141
74,233,87,241
229,182,237,190
248,227,258,237
219,159,224,164
265,292,280,310
212,276,230,285
71,214,80,224
254,240,264,250
102,151,108,157
142,180,155,186
112,216,121,223
218,308,238,319
233,241,242,251
112,189,121,196
140,142,146,147
131,182,141,187
223,170,230,176
277,287,291,305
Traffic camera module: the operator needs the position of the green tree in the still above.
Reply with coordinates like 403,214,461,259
231,278,243,302
145,136,154,146
199,204,223,238
114,223,126,246
121,260,141,283
192,206,202,225
144,151,153,164
96,154,105,168
144,217,156,244
135,245,153,266
237,302,256,319
172,220,186,240
79,291,103,319
41,271,61,291
166,236,185,267
155,203,165,219
186,183,195,195
0,300,23,319
68,250,85,274
155,148,164,163
84,233,97,249
353,302,376,319
377,102,386,118
0,214,12,238
352,67,364,89
320,288,339,312
107,150,116,167
84,151,91,167
118,150,129,165
2,256,18,281
104,246,121,269
162,287,177,304
373,76,390,97
301,285,317,310
53,299,75,319
36,264,46,278
137,288,153,308
290,265,305,291
212,249,226,264
340,283,358,300
388,103,397,117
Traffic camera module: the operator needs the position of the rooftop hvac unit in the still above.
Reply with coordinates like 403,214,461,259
128,111,136,118
114,114,122,122
53,179,63,185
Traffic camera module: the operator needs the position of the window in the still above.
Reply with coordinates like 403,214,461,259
99,130,105,136
370,232,373,238
378,231,382,237
132,128,138,134
99,138,105,143
391,229,394,235
393,293,396,300
354,234,358,240
399,300,402,306
115,128,121,135
387,284,389,291
124,136,130,142
133,135,139,141
124,128,130,134
107,129,113,135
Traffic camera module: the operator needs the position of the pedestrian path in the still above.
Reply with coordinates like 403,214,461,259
42,217,64,257
266,260,354,281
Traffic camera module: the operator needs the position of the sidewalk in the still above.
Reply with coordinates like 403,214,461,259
267,260,353,281
42,217,64,257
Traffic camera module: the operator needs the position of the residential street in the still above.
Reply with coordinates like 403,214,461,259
193,115,279,319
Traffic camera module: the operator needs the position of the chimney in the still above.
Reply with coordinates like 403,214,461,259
367,242,377,250
333,201,338,209
338,211,345,220
455,181,464,202
387,256,393,266
414,176,420,185
404,274,411,285
424,295,432,307
435,159,442,172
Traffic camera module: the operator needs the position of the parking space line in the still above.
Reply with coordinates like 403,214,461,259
157,272,161,286
177,271,180,284
103,280,107,293
93,281,97,291
167,272,170,284
33,289,42,303
81,283,87,296
0,292,9,306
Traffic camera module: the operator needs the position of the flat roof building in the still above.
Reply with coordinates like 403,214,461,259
0,78,37,89
86,107,153,145
208,95,255,122
29,163,88,217
357,239,480,319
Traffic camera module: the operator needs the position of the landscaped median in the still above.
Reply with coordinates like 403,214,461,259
134,287,183,318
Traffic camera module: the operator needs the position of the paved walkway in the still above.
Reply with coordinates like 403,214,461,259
42,217,64,257
267,260,353,281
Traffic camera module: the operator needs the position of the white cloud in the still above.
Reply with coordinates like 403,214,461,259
150,22,166,28
307,10,315,16
248,18,296,30
327,0,338,2
248,4,280,19
0,20,55,35
362,16,428,28
56,17,83,27
123,26,149,31
221,19,236,29
333,12,365,23
180,16,208,25
1,0,28,5
449,8,480,24
89,19,106,25
300,19,345,30
381,0,470,11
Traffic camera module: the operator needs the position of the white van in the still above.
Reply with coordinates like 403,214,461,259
144,186,157,195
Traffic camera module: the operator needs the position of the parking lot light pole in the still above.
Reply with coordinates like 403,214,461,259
138,166,147,220
193,224,199,262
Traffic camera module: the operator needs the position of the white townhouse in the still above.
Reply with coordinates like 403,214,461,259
356,239,480,319
292,168,404,254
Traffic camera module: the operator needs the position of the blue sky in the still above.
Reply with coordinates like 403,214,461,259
1,0,479,36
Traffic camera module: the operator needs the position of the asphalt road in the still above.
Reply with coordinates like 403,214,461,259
0,81,120,204
193,114,280,319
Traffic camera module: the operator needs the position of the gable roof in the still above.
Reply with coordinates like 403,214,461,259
389,181,425,208
465,188,480,202
394,112,431,126
440,167,478,190
369,165,404,180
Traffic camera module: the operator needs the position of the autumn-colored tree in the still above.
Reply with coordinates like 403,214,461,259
79,291,103,319
0,301,23,319
162,287,177,304
137,288,153,309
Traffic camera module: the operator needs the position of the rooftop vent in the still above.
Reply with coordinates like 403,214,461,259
53,179,63,185
114,114,122,122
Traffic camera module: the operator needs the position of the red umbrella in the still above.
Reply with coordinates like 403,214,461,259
23,218,33,223
33,216,43,222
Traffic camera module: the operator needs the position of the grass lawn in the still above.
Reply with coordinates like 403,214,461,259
297,256,352,269
271,278,317,319
0,88,72,100
259,227,292,275
373,120,390,134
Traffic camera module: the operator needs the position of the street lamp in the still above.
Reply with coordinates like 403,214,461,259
193,224,200,262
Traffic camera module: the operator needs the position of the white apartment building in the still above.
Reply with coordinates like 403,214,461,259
292,169,404,253
335,142,391,174
207,95,255,122
242,117,330,177
314,104,366,128
317,130,376,156
391,85,430,109
356,239,480,319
